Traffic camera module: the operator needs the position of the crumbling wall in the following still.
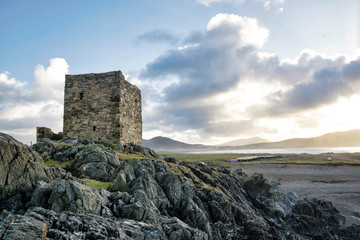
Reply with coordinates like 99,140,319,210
36,127,64,142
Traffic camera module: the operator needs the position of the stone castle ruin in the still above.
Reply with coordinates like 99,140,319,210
37,70,142,145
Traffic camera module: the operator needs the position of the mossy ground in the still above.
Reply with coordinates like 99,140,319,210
80,178,112,190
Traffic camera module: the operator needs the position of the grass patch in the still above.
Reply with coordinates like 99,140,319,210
195,182,229,202
80,178,112,190
59,142,70,147
163,153,360,167
166,161,190,177
44,159,74,168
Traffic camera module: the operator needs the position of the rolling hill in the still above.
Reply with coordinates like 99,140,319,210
143,130,360,151
142,136,206,151
239,129,360,149
217,137,269,146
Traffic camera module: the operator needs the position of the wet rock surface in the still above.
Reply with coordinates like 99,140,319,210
0,133,359,239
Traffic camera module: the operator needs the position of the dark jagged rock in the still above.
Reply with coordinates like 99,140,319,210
0,133,67,210
73,143,121,181
1,132,360,239
0,209,48,240
32,138,159,182
48,178,112,217
32,138,79,162
244,173,297,217
30,181,53,208
123,143,159,158
286,198,347,238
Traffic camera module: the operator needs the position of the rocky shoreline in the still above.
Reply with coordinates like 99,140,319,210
1,132,359,239
236,163,360,226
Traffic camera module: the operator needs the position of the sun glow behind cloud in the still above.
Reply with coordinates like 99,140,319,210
140,13,360,144
1,5,359,145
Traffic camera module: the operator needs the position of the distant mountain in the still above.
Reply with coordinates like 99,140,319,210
143,130,360,152
217,137,269,147
239,129,360,149
142,136,206,151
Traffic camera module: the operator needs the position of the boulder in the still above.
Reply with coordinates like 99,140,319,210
0,133,65,202
30,181,53,208
123,143,159,158
120,190,161,223
73,143,121,181
244,173,296,217
48,178,112,217
49,211,167,240
161,217,208,240
0,211,48,240
288,198,347,237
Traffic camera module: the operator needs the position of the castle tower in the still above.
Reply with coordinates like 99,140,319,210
63,71,142,145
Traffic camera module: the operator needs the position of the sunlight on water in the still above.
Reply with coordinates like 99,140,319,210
190,147,360,154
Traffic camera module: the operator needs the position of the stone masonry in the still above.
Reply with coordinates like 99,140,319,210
36,127,64,142
62,71,142,145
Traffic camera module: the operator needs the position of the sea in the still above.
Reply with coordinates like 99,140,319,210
188,147,360,155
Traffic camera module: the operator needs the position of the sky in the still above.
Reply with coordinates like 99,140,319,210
1,0,360,145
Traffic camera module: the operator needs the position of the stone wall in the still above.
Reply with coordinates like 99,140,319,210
36,127,64,142
119,79,142,145
63,71,142,145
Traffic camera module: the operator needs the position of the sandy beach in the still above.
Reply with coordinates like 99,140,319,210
232,164,360,225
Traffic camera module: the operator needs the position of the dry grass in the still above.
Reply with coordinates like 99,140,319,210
59,142,70,147
44,159,74,168
195,182,229,202
164,152,360,167
115,151,157,161
80,178,112,190
166,161,188,176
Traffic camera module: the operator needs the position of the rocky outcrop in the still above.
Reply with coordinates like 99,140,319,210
32,138,158,181
0,133,66,210
0,210,48,240
287,198,347,238
243,173,297,217
48,178,113,217
1,132,360,239
73,144,121,181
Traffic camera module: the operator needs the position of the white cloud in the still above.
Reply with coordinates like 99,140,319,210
207,14,269,48
0,58,68,144
139,13,360,144
262,0,285,11
0,72,28,103
0,71,26,88
33,58,69,101
196,0,245,7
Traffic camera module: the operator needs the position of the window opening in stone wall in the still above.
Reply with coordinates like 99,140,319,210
93,126,96,131
79,92,84,100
